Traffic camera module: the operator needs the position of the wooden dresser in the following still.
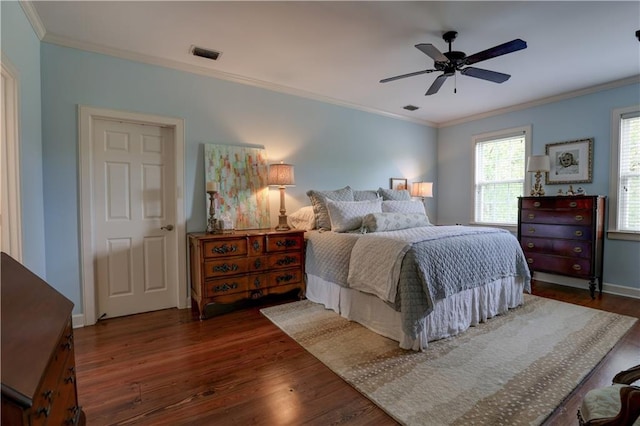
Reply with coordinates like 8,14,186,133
188,229,305,319
517,196,605,298
1,252,85,426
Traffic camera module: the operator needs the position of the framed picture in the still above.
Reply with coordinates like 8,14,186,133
389,178,408,191
545,138,593,184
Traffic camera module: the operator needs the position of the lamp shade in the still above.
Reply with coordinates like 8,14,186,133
526,155,550,173
410,182,433,198
268,162,295,186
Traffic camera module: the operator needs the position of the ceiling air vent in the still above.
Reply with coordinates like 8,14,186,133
191,46,221,61
403,105,419,111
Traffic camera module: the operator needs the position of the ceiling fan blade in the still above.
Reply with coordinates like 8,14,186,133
464,39,527,66
415,43,448,63
380,69,435,83
425,74,449,95
461,67,511,83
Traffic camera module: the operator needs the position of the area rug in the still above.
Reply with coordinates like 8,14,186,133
260,294,636,425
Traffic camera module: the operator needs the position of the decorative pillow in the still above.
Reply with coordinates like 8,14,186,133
362,212,431,233
326,199,382,232
354,190,380,201
378,187,411,201
288,206,316,230
382,200,426,214
306,186,354,230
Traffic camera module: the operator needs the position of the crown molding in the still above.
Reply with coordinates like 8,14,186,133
19,1,46,40
438,75,640,128
41,33,437,128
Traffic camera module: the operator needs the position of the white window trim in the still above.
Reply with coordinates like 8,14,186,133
1,56,23,261
608,105,640,241
470,125,532,230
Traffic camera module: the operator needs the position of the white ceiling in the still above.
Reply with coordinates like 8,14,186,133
29,1,640,126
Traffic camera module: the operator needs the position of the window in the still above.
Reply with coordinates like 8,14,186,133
609,106,640,240
473,126,531,226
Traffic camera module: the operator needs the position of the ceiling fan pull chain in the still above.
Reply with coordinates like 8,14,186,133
454,73,457,94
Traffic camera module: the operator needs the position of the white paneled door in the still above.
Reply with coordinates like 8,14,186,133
93,119,177,319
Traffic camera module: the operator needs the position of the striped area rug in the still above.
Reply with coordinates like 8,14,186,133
261,295,636,425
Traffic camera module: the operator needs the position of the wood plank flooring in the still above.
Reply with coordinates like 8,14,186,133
73,281,639,425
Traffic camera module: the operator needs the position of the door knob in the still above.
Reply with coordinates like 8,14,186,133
161,224,174,231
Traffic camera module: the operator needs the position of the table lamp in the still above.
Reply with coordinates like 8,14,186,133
268,162,295,231
526,155,550,196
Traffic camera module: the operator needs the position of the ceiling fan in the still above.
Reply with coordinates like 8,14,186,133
380,31,527,95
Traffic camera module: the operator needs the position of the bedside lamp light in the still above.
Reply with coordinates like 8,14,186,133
527,155,550,196
410,181,433,199
268,162,295,231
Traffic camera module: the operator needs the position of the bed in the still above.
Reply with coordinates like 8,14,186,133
294,186,532,351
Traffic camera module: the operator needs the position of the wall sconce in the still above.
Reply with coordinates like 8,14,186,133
526,155,550,196
268,162,295,231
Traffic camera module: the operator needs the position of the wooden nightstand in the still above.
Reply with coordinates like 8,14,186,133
188,229,305,319
518,196,605,298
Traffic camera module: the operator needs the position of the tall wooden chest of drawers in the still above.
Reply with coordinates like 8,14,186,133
188,229,305,319
517,196,605,298
1,252,86,426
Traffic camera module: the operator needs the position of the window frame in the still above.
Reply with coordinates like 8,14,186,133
471,125,532,230
608,105,640,241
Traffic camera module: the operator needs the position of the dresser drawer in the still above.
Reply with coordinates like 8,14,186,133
521,197,595,210
204,258,249,278
267,268,303,287
266,234,304,252
525,253,592,277
520,209,593,225
267,252,303,269
202,238,248,259
205,274,268,298
521,237,591,259
520,223,592,240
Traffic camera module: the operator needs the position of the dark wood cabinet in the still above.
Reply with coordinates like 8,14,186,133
188,229,305,319
518,196,605,298
1,252,85,426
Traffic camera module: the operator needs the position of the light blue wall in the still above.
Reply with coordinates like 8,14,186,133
1,1,46,277
438,83,640,291
40,43,437,313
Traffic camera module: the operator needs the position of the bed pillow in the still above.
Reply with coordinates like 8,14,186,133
306,186,354,230
353,190,380,201
326,199,383,232
362,212,431,232
382,200,426,214
288,206,316,230
378,187,411,201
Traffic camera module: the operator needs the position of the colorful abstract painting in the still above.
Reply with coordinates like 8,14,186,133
204,144,270,230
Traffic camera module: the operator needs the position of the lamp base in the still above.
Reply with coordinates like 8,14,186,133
275,214,290,231
530,171,546,197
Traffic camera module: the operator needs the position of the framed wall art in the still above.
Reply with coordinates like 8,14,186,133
390,178,408,190
545,138,593,184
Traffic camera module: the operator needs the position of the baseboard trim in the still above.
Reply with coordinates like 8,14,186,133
72,314,85,328
534,272,640,299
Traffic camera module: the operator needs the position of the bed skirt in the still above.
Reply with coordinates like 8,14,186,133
305,274,527,351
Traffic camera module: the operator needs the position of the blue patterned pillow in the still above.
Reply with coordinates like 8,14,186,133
362,212,431,232
354,190,380,201
382,200,425,214
377,187,411,201
326,199,383,232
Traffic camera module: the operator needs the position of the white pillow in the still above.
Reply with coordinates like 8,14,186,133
382,200,425,214
288,206,316,230
326,199,382,232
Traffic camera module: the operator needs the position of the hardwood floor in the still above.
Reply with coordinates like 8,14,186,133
74,281,639,425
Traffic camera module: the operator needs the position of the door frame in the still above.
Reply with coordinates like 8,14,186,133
79,105,187,326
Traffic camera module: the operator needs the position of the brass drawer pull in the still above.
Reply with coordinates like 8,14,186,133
276,273,295,283
574,215,583,221
253,259,262,269
572,264,582,271
573,247,583,253
570,201,577,208
528,228,536,233
213,244,237,254
533,201,541,208
276,239,297,248
527,258,533,264
575,230,583,237
528,213,535,220
527,242,534,248
252,240,261,251
214,283,238,293
214,263,239,273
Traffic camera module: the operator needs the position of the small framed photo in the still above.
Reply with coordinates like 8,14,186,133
545,138,593,184
390,178,408,190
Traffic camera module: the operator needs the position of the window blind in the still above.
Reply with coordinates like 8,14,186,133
474,133,525,224
618,112,640,231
